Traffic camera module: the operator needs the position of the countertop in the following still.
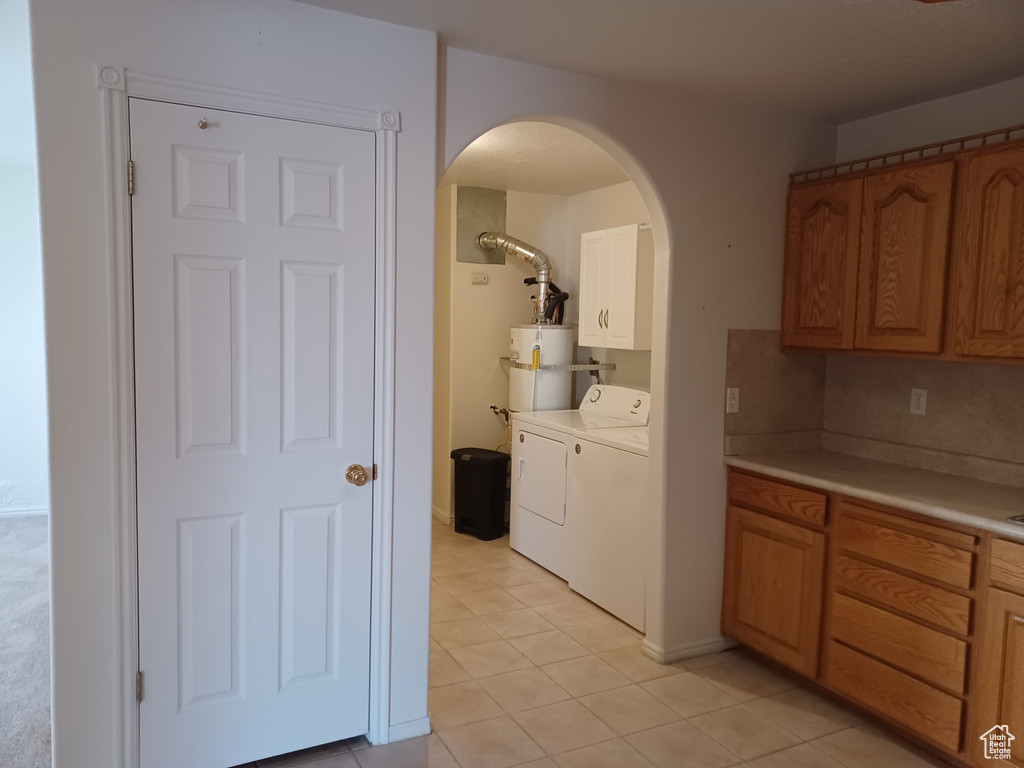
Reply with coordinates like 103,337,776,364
724,449,1024,541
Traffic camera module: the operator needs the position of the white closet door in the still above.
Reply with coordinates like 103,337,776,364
131,98,376,768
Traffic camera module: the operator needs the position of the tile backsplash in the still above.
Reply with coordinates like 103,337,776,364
724,329,1024,488
723,329,824,455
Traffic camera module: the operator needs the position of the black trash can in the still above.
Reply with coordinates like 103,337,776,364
450,448,511,541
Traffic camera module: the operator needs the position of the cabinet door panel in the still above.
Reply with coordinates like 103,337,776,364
951,142,1024,359
604,226,639,349
971,588,1024,766
578,231,607,347
782,178,863,349
723,505,825,676
855,160,953,352
991,538,1024,595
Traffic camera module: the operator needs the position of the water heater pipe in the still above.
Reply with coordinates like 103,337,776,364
477,231,551,322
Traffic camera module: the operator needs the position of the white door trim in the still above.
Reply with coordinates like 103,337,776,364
97,65,400,767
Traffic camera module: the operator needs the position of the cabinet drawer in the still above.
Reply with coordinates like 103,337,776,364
827,641,963,753
991,538,1024,595
830,593,967,694
836,504,974,589
728,472,826,527
832,553,970,635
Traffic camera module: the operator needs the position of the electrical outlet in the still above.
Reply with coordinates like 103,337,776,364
471,273,489,285
726,387,739,414
910,388,927,416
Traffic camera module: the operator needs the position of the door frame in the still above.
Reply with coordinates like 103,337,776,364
98,65,400,766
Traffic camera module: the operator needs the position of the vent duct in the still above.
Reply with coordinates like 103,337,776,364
477,232,553,322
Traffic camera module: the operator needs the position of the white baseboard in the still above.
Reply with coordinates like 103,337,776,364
432,505,452,525
388,716,431,743
642,634,736,664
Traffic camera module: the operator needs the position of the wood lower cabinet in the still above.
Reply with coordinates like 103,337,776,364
825,500,976,755
722,472,827,677
827,640,964,754
721,469,1004,765
969,538,1024,766
950,142,1024,360
723,505,826,676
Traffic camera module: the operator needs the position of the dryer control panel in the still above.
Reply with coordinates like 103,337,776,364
578,385,650,425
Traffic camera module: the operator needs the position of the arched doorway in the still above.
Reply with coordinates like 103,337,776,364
429,118,671,655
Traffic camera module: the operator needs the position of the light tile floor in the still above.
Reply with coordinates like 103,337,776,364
240,519,955,768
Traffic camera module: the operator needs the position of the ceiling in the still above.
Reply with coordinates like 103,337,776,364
303,0,1024,124
442,122,629,197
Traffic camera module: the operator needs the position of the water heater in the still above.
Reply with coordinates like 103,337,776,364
509,324,574,412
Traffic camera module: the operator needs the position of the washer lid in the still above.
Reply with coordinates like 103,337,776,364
578,426,649,456
512,409,638,433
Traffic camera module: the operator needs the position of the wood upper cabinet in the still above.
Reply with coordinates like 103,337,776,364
781,178,863,349
782,158,955,354
950,142,1024,359
855,160,955,353
722,472,827,677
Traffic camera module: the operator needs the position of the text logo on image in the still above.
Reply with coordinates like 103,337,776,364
980,725,1015,760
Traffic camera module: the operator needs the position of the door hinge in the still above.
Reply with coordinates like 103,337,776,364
136,670,144,702
127,160,135,196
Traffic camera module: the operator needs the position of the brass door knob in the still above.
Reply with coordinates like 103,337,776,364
346,464,369,487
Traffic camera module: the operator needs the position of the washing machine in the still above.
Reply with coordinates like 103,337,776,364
509,385,649,582
569,424,649,630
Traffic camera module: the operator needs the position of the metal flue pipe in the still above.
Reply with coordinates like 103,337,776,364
478,231,552,322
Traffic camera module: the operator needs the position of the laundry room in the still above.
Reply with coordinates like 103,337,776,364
431,122,656,526
431,122,658,632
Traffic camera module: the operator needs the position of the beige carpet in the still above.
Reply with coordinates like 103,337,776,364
0,513,51,768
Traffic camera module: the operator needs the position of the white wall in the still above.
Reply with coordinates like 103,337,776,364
432,186,570,522
449,190,570,454
442,47,835,660
0,165,48,516
837,75,1024,161
29,1,436,764
433,186,455,522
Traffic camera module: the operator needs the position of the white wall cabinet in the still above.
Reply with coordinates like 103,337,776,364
578,224,653,350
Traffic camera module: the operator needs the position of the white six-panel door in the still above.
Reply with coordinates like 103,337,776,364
130,98,376,768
